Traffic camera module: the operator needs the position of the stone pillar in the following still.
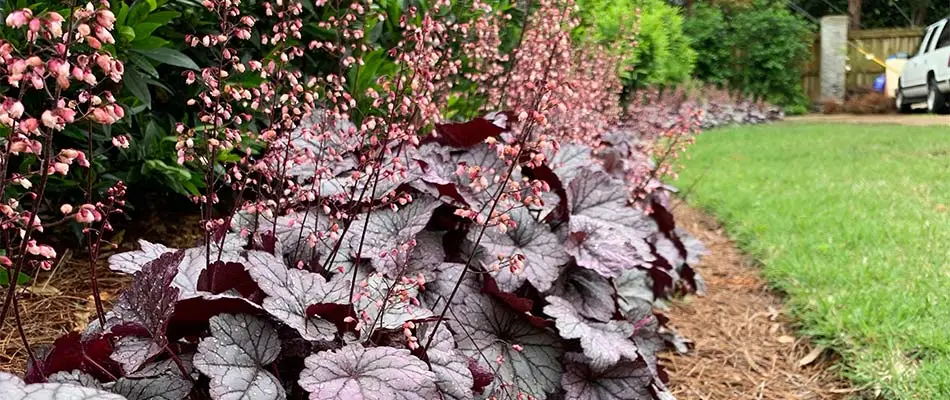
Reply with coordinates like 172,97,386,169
820,15,849,102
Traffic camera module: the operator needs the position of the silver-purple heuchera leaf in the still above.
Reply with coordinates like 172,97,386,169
614,268,657,319
349,196,439,272
377,231,445,280
451,293,563,398
545,144,597,184
354,274,433,338
566,168,654,231
653,236,683,270
471,207,570,292
561,353,657,400
419,324,474,400
46,371,103,390
110,374,193,400
48,365,194,400
245,251,346,341
0,372,125,400
110,337,156,374
194,313,284,400
173,245,246,299
449,144,523,210
566,215,653,279
108,240,174,274
543,296,640,370
103,251,183,374
420,262,480,311
547,266,616,322
676,227,708,266
298,344,438,400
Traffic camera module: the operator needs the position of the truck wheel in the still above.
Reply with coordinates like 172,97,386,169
927,77,949,114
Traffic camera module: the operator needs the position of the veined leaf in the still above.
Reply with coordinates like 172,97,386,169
194,314,284,400
299,344,437,400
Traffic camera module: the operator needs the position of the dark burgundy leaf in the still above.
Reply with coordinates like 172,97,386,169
196,261,265,304
467,357,493,395
305,303,357,334
165,297,263,341
432,114,507,148
102,250,184,373
481,275,552,329
25,332,121,384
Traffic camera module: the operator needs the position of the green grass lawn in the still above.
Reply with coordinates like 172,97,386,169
676,123,950,399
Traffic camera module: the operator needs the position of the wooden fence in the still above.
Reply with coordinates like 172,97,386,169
803,27,923,101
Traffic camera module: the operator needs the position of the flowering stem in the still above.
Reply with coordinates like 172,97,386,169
0,128,55,335
86,120,106,326
12,293,39,373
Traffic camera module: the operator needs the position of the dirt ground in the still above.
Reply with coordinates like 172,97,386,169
787,113,950,126
663,201,858,399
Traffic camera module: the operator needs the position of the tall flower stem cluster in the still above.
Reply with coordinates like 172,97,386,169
0,1,126,364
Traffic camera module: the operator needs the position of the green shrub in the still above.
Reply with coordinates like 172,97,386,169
575,0,695,87
685,1,813,111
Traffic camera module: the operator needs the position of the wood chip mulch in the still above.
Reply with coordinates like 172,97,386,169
663,201,861,399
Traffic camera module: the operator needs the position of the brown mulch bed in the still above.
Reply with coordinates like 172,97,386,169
663,201,859,399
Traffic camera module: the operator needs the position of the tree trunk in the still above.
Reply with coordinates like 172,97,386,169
848,0,862,29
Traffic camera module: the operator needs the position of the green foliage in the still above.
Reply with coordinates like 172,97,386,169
630,0,695,87
685,1,813,111
575,0,695,87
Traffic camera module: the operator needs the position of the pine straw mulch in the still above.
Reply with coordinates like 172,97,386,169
0,211,203,373
663,201,861,399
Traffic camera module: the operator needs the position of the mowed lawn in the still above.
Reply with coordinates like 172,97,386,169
677,123,950,398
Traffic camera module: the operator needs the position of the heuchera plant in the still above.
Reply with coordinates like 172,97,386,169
0,0,786,399
21,112,706,400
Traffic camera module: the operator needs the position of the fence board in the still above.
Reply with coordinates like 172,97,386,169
803,27,924,101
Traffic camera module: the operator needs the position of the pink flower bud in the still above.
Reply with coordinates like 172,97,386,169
52,162,69,175
40,110,58,128
111,135,130,149
96,10,115,29
94,26,114,44
75,204,101,224
5,9,31,28
60,204,73,214
85,36,101,49
19,118,39,134
7,100,24,119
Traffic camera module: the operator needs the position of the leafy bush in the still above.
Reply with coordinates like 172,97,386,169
685,1,813,111
575,0,695,87
0,0,208,208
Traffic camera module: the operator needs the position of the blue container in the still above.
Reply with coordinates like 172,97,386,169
873,74,886,93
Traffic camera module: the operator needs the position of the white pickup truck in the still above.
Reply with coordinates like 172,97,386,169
896,18,950,113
